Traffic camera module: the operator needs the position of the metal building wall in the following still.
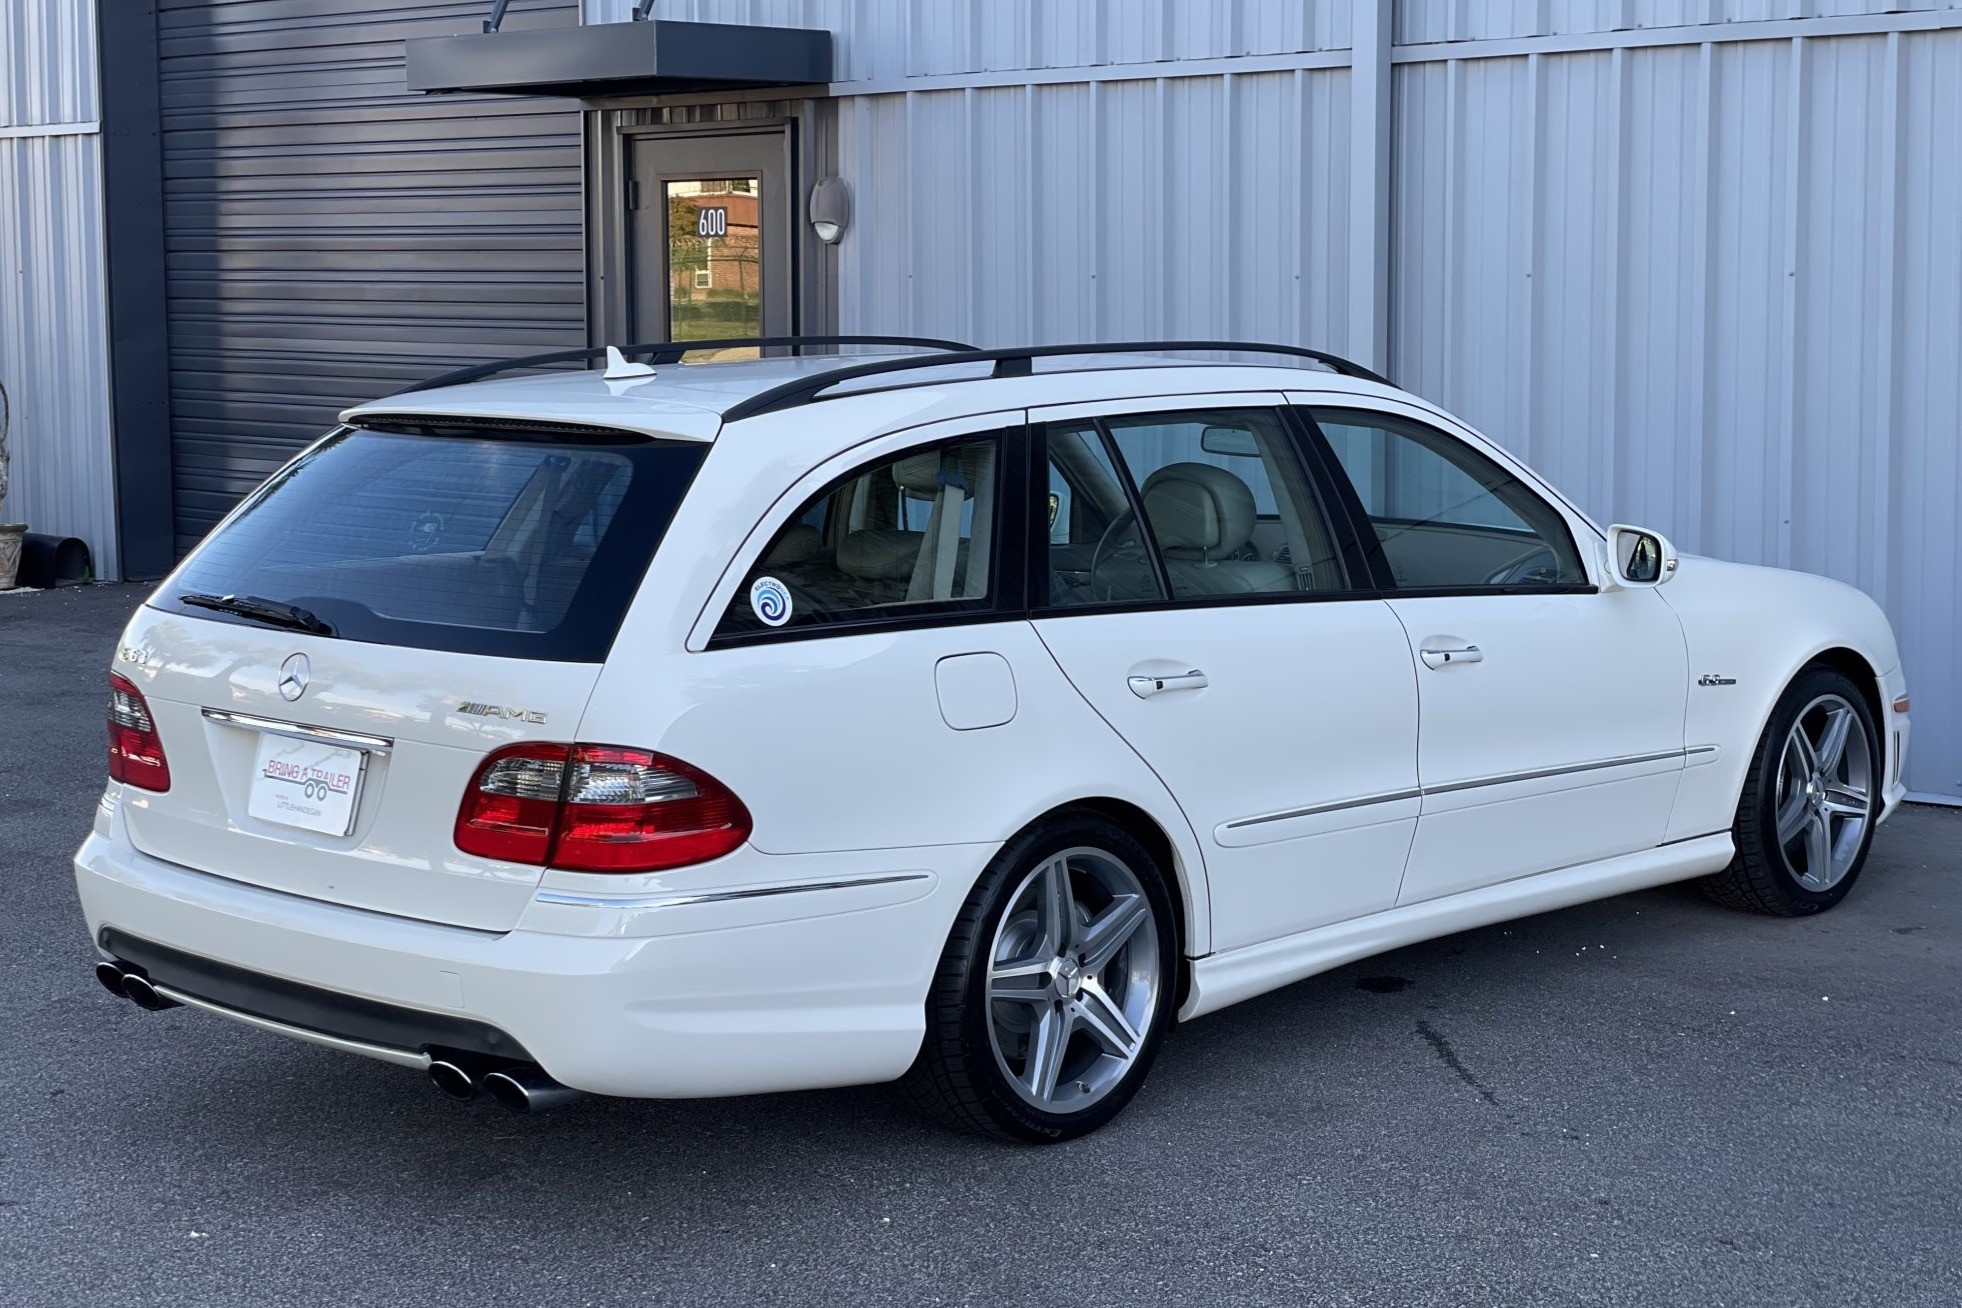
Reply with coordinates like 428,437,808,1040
590,2,1957,799
0,0,119,576
156,0,586,552
585,1,1354,78
1390,19,1962,803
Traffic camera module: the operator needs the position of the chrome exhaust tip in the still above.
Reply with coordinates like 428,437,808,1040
117,971,179,1012
481,1066,582,1114
428,1059,479,1101
95,961,130,997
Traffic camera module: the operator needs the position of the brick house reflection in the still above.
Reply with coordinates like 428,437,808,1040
669,181,760,334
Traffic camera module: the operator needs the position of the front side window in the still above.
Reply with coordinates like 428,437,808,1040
1042,408,1347,608
714,434,1001,639
1310,408,1587,591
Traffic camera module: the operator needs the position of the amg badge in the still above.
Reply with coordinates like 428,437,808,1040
1697,674,1738,687
457,701,548,724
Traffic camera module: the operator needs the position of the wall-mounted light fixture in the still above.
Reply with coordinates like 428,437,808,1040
808,176,852,245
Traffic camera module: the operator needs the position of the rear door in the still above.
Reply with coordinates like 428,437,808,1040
1295,397,1689,903
1027,397,1420,954
118,422,706,931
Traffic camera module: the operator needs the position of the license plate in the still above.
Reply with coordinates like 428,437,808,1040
246,733,367,837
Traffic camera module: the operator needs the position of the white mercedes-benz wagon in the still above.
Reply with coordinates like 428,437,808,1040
78,338,1911,1141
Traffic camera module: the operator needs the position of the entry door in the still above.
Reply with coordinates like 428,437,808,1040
629,132,792,345
1294,398,1690,905
1026,396,1422,955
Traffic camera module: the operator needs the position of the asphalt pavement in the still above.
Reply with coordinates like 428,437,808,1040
4,583,1958,1307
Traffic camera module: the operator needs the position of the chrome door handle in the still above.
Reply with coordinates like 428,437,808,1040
1419,645,1483,670
1128,670,1209,699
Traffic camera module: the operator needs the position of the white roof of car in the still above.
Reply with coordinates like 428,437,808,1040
341,350,1398,445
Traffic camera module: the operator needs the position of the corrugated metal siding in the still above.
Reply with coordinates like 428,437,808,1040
0,0,99,126
584,1,1351,80
1394,0,1962,46
0,135,118,568
1390,28,1962,799
0,0,118,575
837,71,1353,354
156,0,585,552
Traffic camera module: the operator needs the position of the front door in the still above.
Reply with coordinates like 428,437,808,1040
629,131,792,346
1027,397,1421,955
1295,397,1690,905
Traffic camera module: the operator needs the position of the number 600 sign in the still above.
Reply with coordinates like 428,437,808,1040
695,207,729,239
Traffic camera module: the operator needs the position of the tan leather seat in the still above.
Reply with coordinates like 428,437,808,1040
1138,463,1294,596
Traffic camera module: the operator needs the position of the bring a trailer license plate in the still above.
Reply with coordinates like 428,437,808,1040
246,734,366,837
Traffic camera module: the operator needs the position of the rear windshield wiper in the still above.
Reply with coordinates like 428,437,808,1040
179,592,338,637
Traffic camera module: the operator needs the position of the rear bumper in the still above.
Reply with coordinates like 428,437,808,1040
75,798,990,1099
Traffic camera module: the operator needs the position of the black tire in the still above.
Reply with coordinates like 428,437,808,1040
902,813,1178,1143
1702,665,1882,916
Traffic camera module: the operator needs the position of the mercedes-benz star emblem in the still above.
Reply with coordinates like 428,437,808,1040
278,653,311,702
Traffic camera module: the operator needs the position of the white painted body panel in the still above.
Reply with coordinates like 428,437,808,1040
1390,588,1690,902
1033,602,1420,952
77,357,1914,1102
1659,556,1910,838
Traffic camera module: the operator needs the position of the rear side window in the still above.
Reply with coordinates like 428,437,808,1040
714,433,1002,641
157,427,706,661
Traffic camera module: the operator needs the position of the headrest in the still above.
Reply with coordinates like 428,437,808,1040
763,523,822,566
891,451,944,496
891,444,994,498
1140,463,1258,559
837,528,923,581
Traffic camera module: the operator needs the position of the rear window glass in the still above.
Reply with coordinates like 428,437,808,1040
155,427,706,661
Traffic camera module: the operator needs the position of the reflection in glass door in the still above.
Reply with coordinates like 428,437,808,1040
666,178,762,353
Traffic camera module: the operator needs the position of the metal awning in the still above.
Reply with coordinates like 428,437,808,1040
406,18,831,98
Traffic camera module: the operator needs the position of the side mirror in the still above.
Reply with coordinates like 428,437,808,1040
1604,524,1678,588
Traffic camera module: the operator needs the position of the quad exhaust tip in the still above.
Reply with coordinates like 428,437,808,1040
96,960,180,1012
426,1058,581,1114
94,962,580,1115
481,1066,582,1114
427,1059,479,1101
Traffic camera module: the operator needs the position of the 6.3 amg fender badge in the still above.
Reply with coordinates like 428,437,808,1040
1697,673,1738,687
457,701,548,725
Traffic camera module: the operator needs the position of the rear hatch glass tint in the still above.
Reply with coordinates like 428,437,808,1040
154,425,707,662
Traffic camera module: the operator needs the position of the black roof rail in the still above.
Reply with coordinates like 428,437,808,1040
389,335,978,398
719,340,1393,422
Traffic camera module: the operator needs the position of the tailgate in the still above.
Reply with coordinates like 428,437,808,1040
116,606,597,931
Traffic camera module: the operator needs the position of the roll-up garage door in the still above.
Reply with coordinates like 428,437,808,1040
157,0,585,554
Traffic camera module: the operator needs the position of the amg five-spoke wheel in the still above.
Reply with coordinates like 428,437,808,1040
1706,666,1882,915
906,815,1177,1142
1771,693,1873,892
984,849,1160,1113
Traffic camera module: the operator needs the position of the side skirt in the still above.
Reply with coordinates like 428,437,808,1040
1179,833,1734,1019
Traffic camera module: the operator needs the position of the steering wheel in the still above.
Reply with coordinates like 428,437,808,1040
1483,544,1560,587
1088,507,1146,601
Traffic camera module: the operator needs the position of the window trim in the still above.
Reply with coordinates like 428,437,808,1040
1292,404,1599,598
1030,402,1376,616
703,424,1029,650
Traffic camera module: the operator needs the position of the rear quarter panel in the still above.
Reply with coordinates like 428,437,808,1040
1661,557,1904,841
581,415,1218,954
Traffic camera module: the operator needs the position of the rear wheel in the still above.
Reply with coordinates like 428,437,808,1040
1703,667,1881,916
903,815,1177,1142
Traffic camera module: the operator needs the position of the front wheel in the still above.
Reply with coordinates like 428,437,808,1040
1703,667,1881,916
903,815,1177,1142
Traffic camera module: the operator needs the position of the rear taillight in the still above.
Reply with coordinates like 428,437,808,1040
454,743,751,873
108,672,171,792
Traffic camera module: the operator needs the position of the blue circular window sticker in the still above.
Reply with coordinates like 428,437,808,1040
749,576,792,627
